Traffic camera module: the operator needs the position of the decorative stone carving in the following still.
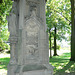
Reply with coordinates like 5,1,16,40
23,9,41,64
24,8,43,24
26,0,40,4
26,0,40,14
8,13,17,37
8,2,17,36
7,2,18,64
7,0,53,75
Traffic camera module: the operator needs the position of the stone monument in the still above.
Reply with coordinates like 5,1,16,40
7,0,53,75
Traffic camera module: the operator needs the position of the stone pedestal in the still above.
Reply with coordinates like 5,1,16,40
7,0,53,75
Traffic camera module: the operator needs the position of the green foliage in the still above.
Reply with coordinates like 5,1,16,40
0,0,13,26
51,45,61,50
57,45,61,50
0,0,13,51
0,25,10,41
0,38,10,52
46,0,71,56
0,0,13,36
46,0,71,42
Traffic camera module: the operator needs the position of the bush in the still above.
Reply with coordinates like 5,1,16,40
0,38,10,52
51,45,61,50
57,45,61,50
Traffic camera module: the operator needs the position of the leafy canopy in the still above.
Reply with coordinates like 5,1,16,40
46,0,71,41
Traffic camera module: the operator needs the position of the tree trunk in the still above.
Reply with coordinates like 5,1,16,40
0,26,1,37
49,29,52,58
0,0,2,3
70,0,75,61
53,27,58,56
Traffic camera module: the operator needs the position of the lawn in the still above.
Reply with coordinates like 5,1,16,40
0,51,75,75
50,52,75,75
0,53,10,75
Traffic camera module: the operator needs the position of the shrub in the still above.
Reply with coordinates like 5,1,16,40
0,38,10,52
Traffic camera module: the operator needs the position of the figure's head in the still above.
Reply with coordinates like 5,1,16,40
30,7,37,17
10,1,17,14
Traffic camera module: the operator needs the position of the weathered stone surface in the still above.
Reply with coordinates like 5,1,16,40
7,0,53,75
22,64,47,72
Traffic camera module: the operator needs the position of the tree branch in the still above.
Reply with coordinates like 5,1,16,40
51,9,71,24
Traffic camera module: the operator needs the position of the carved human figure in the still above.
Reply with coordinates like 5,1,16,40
8,2,17,37
7,2,17,64
25,9,40,62
8,14,16,36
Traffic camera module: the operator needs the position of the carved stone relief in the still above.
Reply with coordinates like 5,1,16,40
24,9,41,64
7,2,18,64
26,0,40,4
26,0,40,16
7,2,17,37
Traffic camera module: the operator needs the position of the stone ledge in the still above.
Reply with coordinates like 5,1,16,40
22,64,47,72
15,64,47,73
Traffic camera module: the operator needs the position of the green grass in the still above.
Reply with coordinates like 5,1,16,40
0,54,10,75
0,52,75,75
0,58,10,70
50,52,75,75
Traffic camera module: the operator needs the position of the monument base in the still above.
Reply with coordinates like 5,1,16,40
23,69,53,75
7,63,17,75
8,64,53,75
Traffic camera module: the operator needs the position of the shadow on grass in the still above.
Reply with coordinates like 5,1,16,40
0,58,10,70
49,52,75,75
54,61,75,75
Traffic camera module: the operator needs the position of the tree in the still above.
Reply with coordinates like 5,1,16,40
48,28,52,58
54,26,58,56
0,0,12,51
46,0,71,56
70,0,75,61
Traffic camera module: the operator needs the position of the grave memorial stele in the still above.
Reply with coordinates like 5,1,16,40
7,0,53,75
